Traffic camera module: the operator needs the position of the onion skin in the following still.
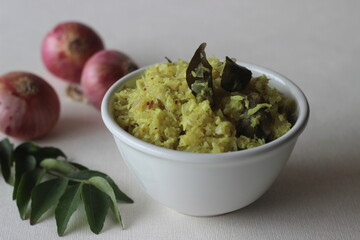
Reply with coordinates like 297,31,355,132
0,72,60,140
81,50,138,110
41,22,104,83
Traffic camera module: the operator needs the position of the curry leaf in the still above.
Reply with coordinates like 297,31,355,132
1,138,133,236
107,178,134,204
221,56,252,92
13,141,66,163
55,183,83,236
69,162,89,171
88,176,123,228
16,168,45,219
13,155,37,200
82,183,111,234
35,147,67,161
40,158,79,175
237,109,272,140
165,56,173,63
0,138,13,184
14,141,40,156
69,170,133,203
30,178,69,225
13,142,39,199
186,42,215,106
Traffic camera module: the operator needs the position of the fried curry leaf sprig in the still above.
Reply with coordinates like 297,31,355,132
186,42,215,107
0,138,133,236
221,56,252,92
185,43,279,141
186,43,253,108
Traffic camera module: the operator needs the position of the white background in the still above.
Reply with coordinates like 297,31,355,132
1,0,359,239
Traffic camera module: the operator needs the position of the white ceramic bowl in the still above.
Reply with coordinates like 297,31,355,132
101,61,309,216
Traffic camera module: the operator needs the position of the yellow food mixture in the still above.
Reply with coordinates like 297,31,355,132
112,58,294,153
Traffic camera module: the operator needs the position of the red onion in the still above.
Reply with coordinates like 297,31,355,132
41,22,104,83
80,50,138,110
0,72,60,140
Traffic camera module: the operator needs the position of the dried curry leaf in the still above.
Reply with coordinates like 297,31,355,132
221,56,252,92
165,56,173,63
186,42,215,106
237,109,272,141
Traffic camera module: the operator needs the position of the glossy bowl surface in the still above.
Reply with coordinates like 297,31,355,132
101,61,309,216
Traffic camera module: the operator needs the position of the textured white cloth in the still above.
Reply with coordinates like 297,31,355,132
1,0,359,239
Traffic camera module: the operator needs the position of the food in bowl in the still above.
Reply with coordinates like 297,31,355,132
111,43,295,153
101,44,309,216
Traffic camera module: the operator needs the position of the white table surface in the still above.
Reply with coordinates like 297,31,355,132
1,1,359,239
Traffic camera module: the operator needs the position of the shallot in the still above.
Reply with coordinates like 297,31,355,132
81,50,138,110
0,72,60,140
41,21,104,83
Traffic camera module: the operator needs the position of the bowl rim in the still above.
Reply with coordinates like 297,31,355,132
101,61,309,164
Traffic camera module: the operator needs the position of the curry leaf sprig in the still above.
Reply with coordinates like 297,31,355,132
186,42,215,107
0,138,133,236
186,42,253,109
